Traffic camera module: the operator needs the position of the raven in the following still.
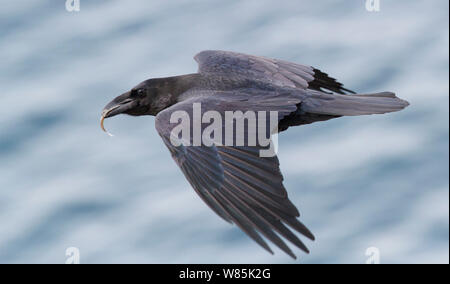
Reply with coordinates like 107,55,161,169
101,50,409,259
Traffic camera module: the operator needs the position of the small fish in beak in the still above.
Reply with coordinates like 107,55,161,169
100,105,121,137
100,114,113,137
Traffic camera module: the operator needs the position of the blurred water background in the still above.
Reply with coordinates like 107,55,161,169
0,0,448,264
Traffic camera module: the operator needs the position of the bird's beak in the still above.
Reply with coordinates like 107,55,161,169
100,93,135,136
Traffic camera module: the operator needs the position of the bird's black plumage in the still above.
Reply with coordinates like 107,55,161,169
101,50,409,259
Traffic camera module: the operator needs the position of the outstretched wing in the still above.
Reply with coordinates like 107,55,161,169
155,89,314,258
195,50,354,94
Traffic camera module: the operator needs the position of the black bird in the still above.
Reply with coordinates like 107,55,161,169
101,50,409,259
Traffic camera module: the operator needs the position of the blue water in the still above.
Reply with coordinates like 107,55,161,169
0,0,448,263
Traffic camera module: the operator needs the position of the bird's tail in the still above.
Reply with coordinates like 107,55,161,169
301,91,409,116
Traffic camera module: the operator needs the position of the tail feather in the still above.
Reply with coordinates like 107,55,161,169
302,91,409,116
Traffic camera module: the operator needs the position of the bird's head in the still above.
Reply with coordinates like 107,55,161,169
101,78,177,135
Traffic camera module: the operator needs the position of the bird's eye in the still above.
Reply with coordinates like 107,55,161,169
131,88,145,97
